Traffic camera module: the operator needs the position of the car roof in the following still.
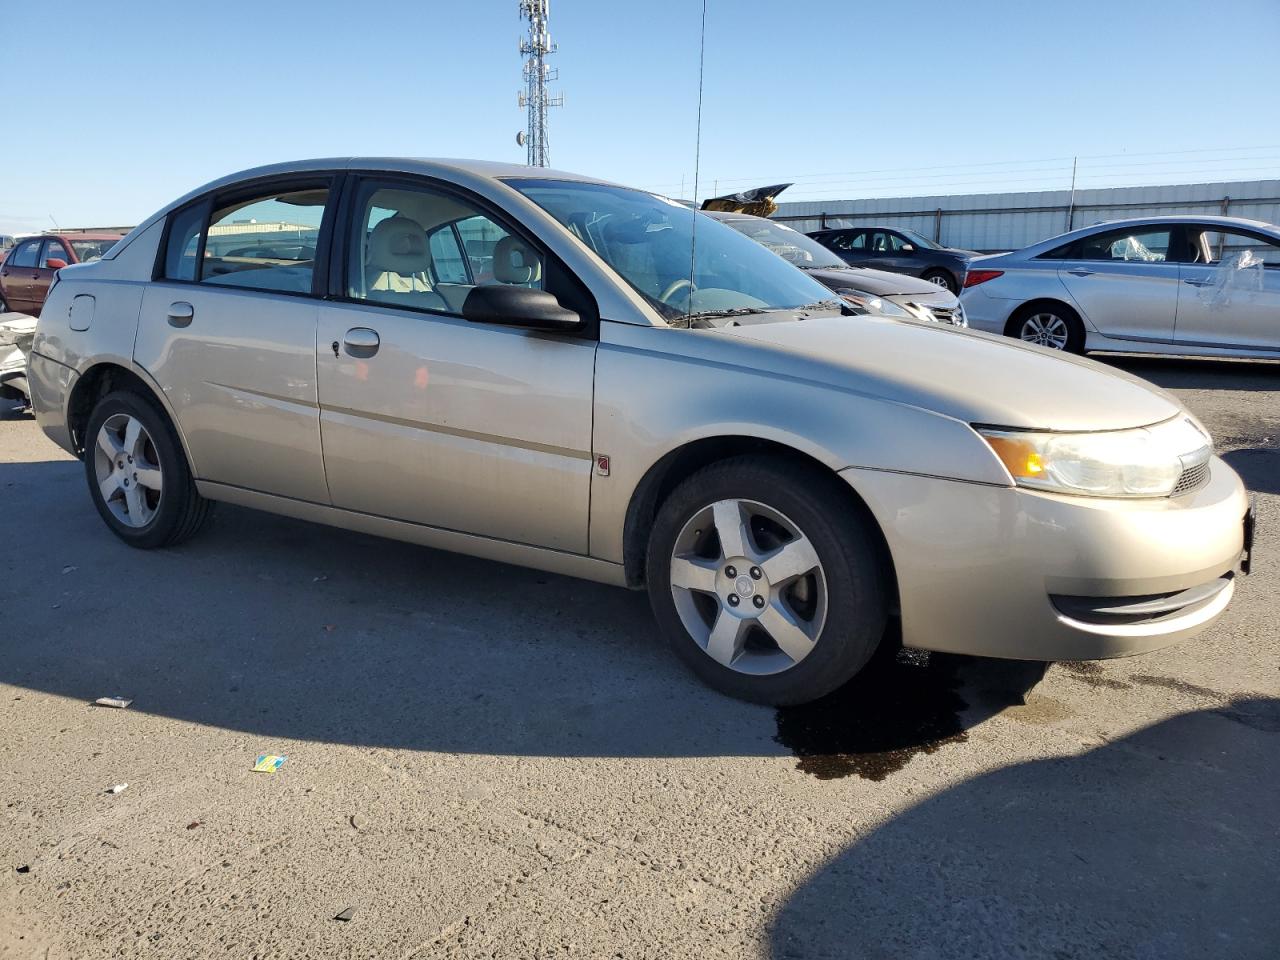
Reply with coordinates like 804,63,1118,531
103,157,631,262
1013,214,1280,256
191,157,621,193
49,232,125,240
1078,214,1276,230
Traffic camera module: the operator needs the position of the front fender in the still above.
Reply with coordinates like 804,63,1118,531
589,322,1008,564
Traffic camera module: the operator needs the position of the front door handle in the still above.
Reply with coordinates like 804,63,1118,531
342,327,380,358
1183,278,1212,287
167,301,194,327
1066,268,1095,277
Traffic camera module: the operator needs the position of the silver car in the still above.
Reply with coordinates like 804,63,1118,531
28,160,1252,705
963,215,1280,357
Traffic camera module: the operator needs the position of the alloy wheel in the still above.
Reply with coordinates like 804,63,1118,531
669,498,828,676
1019,312,1070,349
94,413,163,527
927,274,950,289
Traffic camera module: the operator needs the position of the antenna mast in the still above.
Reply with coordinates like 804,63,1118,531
517,0,562,167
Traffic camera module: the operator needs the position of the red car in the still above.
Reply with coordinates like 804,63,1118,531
0,232,123,315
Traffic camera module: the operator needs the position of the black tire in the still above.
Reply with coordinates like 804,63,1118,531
646,456,889,705
83,389,213,548
922,269,958,294
1006,301,1086,354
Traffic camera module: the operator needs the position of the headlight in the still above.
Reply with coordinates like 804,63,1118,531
977,417,1211,498
837,290,913,318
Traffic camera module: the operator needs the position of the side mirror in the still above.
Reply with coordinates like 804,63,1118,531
899,244,915,254
462,285,582,332
45,258,68,270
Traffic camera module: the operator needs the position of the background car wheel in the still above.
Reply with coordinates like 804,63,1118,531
923,269,958,294
646,456,889,706
1006,303,1085,353
84,389,213,548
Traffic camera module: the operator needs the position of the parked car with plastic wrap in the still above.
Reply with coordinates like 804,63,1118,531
962,216,1280,358
807,226,979,294
0,311,37,404
0,232,122,314
704,210,965,326
27,159,1251,706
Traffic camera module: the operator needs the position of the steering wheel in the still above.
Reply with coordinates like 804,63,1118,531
659,278,693,306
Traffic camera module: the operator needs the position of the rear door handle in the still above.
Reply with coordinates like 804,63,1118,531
1183,278,1212,287
1066,268,1095,277
167,301,194,327
342,327,380,358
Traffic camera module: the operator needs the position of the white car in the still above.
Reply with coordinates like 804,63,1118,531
962,216,1280,358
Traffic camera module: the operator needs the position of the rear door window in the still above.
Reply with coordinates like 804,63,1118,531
831,230,865,251
201,186,329,294
1076,227,1174,263
8,239,40,268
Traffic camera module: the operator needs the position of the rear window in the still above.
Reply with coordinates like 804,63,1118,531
69,239,118,263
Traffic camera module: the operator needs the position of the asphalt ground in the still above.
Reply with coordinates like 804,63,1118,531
1,354,1277,959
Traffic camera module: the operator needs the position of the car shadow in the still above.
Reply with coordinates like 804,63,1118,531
1101,353,1280,392
1223,447,1280,496
769,699,1280,960
0,398,32,420
0,456,1041,761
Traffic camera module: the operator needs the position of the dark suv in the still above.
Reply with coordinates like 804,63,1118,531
0,232,122,314
806,226,978,294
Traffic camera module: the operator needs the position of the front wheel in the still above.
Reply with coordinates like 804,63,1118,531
646,457,889,705
84,390,213,548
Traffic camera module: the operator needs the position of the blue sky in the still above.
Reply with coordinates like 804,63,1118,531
2,0,1278,234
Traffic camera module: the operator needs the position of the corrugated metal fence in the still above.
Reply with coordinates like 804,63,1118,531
772,179,1280,252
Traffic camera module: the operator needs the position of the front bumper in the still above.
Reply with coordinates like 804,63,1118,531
843,458,1248,661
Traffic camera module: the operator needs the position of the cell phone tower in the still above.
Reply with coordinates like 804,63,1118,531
517,0,562,167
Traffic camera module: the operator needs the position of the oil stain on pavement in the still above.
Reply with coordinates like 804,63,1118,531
774,648,969,781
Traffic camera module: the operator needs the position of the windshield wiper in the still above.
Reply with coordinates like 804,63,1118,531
792,299,845,312
686,306,770,320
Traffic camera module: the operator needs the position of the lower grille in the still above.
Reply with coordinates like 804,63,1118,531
1052,574,1232,626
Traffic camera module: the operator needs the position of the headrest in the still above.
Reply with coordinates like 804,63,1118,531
493,235,542,284
367,215,430,275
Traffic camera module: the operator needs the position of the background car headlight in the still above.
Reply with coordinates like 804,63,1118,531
837,290,913,318
977,417,1211,497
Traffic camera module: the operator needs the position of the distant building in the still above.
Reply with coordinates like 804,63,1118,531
773,179,1280,252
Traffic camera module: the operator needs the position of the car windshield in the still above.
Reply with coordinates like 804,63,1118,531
899,228,942,250
508,179,840,322
70,239,119,262
716,216,848,270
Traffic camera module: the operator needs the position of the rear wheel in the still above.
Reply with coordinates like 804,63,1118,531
922,269,958,294
646,456,889,705
1007,303,1085,353
84,390,213,548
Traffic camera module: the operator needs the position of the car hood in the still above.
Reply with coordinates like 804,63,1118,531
802,265,941,297
716,313,1182,431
